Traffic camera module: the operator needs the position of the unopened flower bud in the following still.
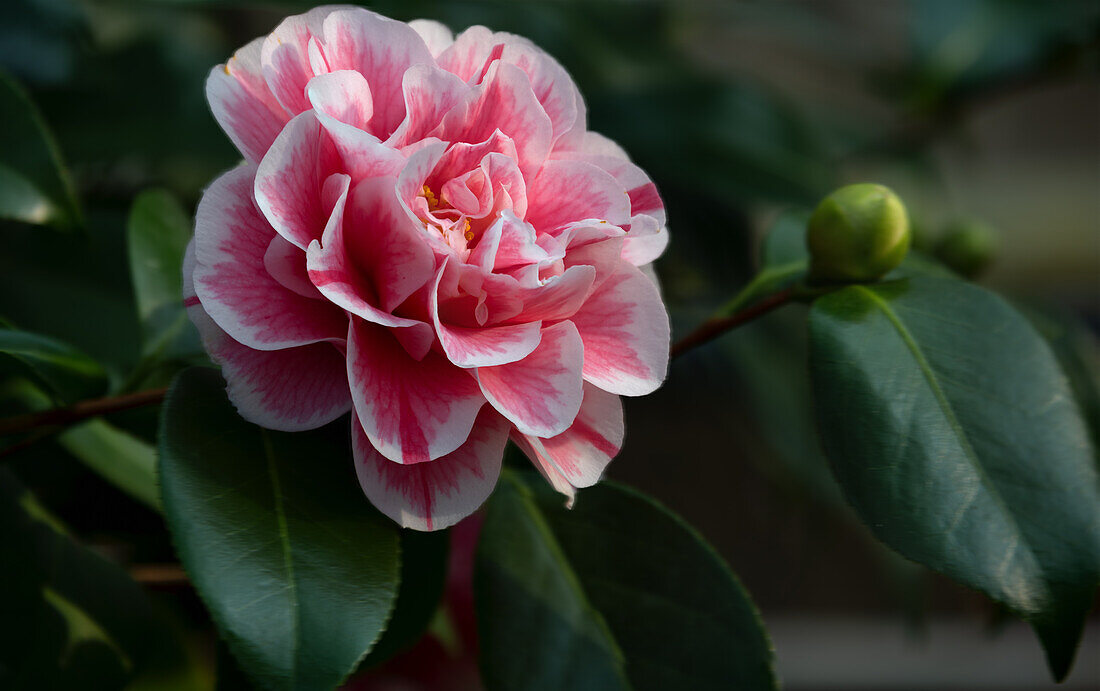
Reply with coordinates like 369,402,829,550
807,183,911,282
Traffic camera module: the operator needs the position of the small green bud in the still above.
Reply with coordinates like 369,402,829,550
807,183,911,283
935,219,998,278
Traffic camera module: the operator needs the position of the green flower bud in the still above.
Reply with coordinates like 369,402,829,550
807,183,911,283
935,219,998,278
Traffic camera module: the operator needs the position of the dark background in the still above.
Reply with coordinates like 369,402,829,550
2,0,1097,688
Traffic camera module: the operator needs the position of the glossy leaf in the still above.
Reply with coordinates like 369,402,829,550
360,530,449,668
0,327,106,403
0,469,158,688
59,419,160,512
809,276,1100,681
159,367,401,691
0,70,79,229
127,188,201,366
477,470,777,691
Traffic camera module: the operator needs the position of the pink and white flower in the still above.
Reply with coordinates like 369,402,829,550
185,6,670,530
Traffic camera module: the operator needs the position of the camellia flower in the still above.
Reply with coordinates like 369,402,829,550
183,5,670,530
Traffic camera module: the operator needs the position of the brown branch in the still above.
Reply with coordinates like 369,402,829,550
0,387,168,438
670,286,794,360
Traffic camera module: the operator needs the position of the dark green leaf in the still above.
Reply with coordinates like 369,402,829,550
809,276,1100,681
59,419,160,512
0,70,79,229
0,327,106,403
158,367,401,691
0,468,159,688
361,529,449,668
477,471,777,691
126,189,199,365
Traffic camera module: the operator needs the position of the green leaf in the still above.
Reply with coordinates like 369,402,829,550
809,276,1100,681
476,471,777,691
360,530,449,668
126,189,201,372
0,327,107,403
158,367,401,691
0,469,160,688
0,70,80,229
59,419,160,512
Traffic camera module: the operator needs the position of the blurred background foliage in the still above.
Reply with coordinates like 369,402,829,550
0,0,1097,688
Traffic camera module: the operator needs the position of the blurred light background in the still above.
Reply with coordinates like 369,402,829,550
1,0,1097,689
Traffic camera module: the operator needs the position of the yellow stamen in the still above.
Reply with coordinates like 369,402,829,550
422,185,440,211
463,219,473,242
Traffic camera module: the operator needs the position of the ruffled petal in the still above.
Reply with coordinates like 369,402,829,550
570,261,669,396
193,165,346,350
525,159,631,232
352,407,508,531
306,176,435,359
321,7,436,138
254,111,341,249
516,382,623,489
431,260,542,368
477,321,584,437
261,6,333,114
185,243,352,432
206,37,290,163
408,19,454,57
348,321,485,464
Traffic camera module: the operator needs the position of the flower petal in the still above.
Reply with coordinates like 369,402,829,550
386,63,470,148
193,165,346,350
477,321,584,437
185,242,352,432
321,7,436,138
570,261,669,396
254,111,341,249
431,260,543,368
437,61,552,179
348,320,486,464
206,37,290,163
344,176,437,313
305,69,373,129
525,159,631,232
352,407,508,531
516,382,623,489
621,213,669,266
306,176,434,359
261,7,332,115
263,234,320,299
408,19,454,57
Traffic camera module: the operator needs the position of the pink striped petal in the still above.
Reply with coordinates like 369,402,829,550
408,19,454,57
437,62,552,179
306,176,434,359
193,166,346,350
553,151,666,225
511,264,595,322
344,176,436,312
261,7,332,114
263,234,319,299
321,8,435,139
563,233,625,289
207,37,290,163
432,260,542,368
255,111,341,249
386,64,469,148
510,431,575,506
352,408,508,531
348,321,486,464
477,321,584,437
306,69,373,128
525,159,631,232
516,382,623,489
570,262,669,396
185,245,351,431
437,27,577,142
